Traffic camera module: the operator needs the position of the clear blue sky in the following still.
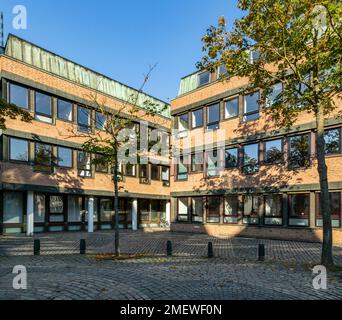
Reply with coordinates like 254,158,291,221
1,0,243,102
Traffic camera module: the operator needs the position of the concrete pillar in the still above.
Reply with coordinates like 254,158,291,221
166,201,171,226
309,192,316,228
132,199,138,231
88,197,94,233
26,191,34,236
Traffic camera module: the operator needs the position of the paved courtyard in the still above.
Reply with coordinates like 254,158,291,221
1,231,342,300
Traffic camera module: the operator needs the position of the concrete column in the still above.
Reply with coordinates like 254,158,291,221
26,191,34,237
88,197,94,233
132,199,138,231
166,201,171,226
309,192,316,228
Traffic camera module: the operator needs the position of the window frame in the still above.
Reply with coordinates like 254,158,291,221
34,143,53,172
198,71,211,87
224,96,239,120
288,193,310,227
77,105,92,133
206,196,221,224
264,138,284,165
243,91,260,122
191,197,204,223
77,151,92,178
176,156,189,181
57,98,73,122
177,197,189,222
225,147,239,169
264,194,283,226
242,143,260,174
57,146,73,169
206,103,220,131
191,152,204,173
34,91,53,123
8,82,29,110
324,127,341,156
224,195,239,224
288,133,311,169
9,137,29,163
191,108,204,129
95,154,108,173
150,164,160,181
315,192,341,228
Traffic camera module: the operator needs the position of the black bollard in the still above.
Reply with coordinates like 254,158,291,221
208,242,214,258
167,240,172,256
80,239,86,255
34,239,40,256
258,244,265,261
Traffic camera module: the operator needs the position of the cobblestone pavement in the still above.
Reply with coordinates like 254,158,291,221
1,231,342,300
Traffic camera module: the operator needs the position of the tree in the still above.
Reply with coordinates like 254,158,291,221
198,0,341,266
0,98,33,130
80,66,168,256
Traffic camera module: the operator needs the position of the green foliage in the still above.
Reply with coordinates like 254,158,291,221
0,98,33,130
198,0,341,127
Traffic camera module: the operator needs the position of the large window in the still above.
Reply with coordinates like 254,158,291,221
206,149,219,177
243,143,259,174
50,196,64,214
207,197,221,223
35,92,52,123
224,196,239,224
177,198,189,222
57,147,73,168
100,198,113,222
264,195,283,225
151,164,160,181
266,83,283,107
225,147,238,168
243,91,260,121
224,97,239,119
192,108,203,129
324,128,341,155
191,153,204,173
78,151,92,177
34,194,46,223
177,113,189,134
57,99,73,121
95,111,106,130
9,138,29,162
264,139,283,164
288,134,310,168
289,194,309,227
9,83,28,109
35,143,52,172
198,71,210,87
67,196,82,222
243,195,260,225
78,106,92,133
191,197,203,223
177,156,188,181
207,103,220,130
316,192,341,228
3,192,23,224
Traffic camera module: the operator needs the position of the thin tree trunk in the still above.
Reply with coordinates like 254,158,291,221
316,105,334,267
113,164,120,257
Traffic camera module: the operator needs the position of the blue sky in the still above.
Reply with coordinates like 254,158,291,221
0,0,243,103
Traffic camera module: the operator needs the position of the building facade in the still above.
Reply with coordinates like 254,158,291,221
170,65,342,244
0,35,171,235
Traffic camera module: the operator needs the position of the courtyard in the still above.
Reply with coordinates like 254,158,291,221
1,231,342,300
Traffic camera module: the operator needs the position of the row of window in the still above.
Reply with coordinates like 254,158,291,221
176,127,341,180
177,192,341,228
7,137,170,184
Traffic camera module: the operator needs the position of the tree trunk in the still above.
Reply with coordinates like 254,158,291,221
113,164,120,257
316,105,334,267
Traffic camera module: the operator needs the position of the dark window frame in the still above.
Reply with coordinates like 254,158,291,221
198,71,211,87
191,108,204,129
77,151,92,178
225,147,239,169
57,146,73,169
288,133,311,169
176,156,189,181
9,137,29,163
191,152,204,173
223,195,239,224
95,154,108,173
243,91,260,122
8,82,29,110
57,98,73,122
264,138,284,165
242,143,260,175
34,143,53,172
177,197,189,222
323,127,341,156
224,96,239,120
316,192,341,228
191,197,204,223
288,193,310,227
34,91,53,122
206,103,220,131
77,105,92,133
150,164,160,181
206,196,221,224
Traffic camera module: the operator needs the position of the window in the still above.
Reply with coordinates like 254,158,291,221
243,143,259,174
243,91,260,121
224,196,239,224
35,92,52,123
96,111,106,130
266,83,283,107
325,128,341,155
139,164,150,184
50,196,64,214
57,147,72,168
206,149,219,177
207,197,221,223
264,139,283,164
225,147,238,168
161,166,170,186
78,151,92,177
178,113,189,133
95,154,108,173
289,134,310,168
125,163,136,177
35,143,52,172
192,108,203,129
9,83,28,109
177,198,189,222
316,192,341,228
264,195,283,225
243,195,260,224
78,106,92,132
100,198,113,222
192,197,203,223
198,71,210,87
225,97,239,119
57,99,73,121
3,192,23,224
9,138,28,162
67,196,82,222
191,153,204,172
207,103,220,130
151,164,160,181
34,194,46,223
289,194,309,227
177,156,188,181
218,64,227,78
139,199,150,224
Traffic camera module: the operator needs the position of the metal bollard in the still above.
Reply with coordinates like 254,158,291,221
258,244,265,261
208,242,214,258
167,240,172,256
80,239,86,255
34,239,40,256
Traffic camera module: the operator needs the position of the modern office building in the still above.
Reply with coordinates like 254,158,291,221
170,65,342,244
0,34,171,235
